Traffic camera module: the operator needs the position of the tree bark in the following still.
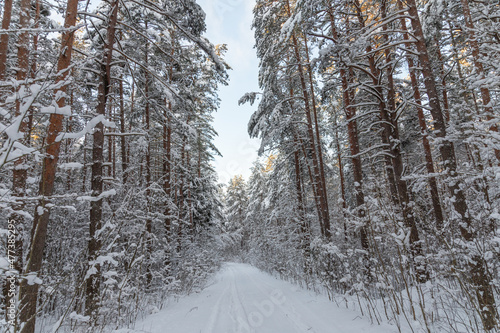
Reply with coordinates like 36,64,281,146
5,0,30,317
65,93,73,191
378,0,428,282
163,100,172,267
177,136,186,253
18,0,79,331
302,35,331,239
86,0,119,319
460,0,500,162
293,133,307,237
287,81,310,250
119,75,128,184
286,2,329,238
9,0,31,328
144,36,153,286
328,10,368,252
286,64,322,229
432,38,450,123
448,20,475,117
334,114,348,240
353,0,399,204
293,131,311,274
405,0,497,327
107,93,115,178
186,149,194,238
345,75,368,252
397,0,444,228
0,0,12,79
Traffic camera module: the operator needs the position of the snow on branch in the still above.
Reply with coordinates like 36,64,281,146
56,115,116,142
238,92,261,106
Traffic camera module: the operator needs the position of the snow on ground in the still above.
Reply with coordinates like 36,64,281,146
117,263,402,333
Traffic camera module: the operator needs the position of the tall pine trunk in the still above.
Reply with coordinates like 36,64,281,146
288,84,309,253
379,0,428,282
303,35,331,239
144,37,153,286
3,0,30,322
287,69,322,226
163,100,172,267
119,75,128,184
405,0,497,328
18,0,79,331
334,114,347,239
459,0,500,162
288,36,329,237
328,10,368,252
285,0,330,239
351,0,427,281
397,0,444,228
0,0,12,79
86,0,119,318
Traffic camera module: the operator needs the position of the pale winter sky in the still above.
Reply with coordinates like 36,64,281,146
54,0,261,185
197,0,261,185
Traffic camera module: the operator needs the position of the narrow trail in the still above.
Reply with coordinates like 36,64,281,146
127,263,398,333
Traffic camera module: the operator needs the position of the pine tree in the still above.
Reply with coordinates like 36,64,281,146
18,0,80,330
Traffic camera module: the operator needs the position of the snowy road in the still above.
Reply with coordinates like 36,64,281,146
129,263,399,333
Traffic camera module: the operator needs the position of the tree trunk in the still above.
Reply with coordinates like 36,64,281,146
86,0,119,319
448,20,475,117
405,0,497,328
328,10,368,252
65,93,73,191
460,0,500,162
293,135,307,238
345,75,368,252
287,72,322,228
303,35,331,239
378,0,428,282
186,149,194,238
6,0,30,310
285,0,330,239
334,114,348,240
163,100,172,267
30,0,40,78
0,0,12,79
397,0,444,228
18,0,79,331
144,37,153,286
9,0,31,329
352,0,399,204
107,93,115,178
433,38,451,123
293,131,310,275
177,137,186,253
288,42,329,237
119,75,128,184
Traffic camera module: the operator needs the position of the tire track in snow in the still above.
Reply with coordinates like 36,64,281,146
237,265,314,333
205,275,231,333
131,263,400,333
239,264,348,333
227,265,251,332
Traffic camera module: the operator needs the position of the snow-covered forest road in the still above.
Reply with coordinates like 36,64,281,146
128,263,399,333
